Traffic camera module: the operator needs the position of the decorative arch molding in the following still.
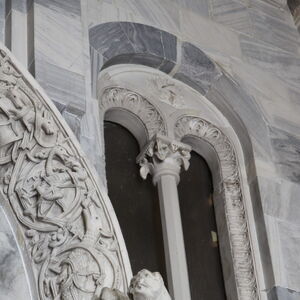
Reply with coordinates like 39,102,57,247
89,22,222,97
99,87,167,146
175,115,258,300
0,47,132,299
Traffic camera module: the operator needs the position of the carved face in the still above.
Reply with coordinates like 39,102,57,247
129,270,163,300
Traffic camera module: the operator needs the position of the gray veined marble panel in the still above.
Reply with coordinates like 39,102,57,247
11,0,32,13
176,0,210,17
267,286,300,300
206,74,272,163
35,59,86,113
0,0,10,44
89,22,177,77
90,22,177,63
89,22,135,60
209,0,253,35
249,0,292,24
0,0,6,16
269,126,300,183
115,0,180,32
119,22,177,60
174,42,221,95
35,0,81,17
249,8,300,54
61,109,82,141
277,220,300,291
240,35,300,83
0,207,31,300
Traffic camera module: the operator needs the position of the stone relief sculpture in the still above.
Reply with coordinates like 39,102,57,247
0,48,129,299
100,269,171,300
0,44,259,300
99,87,167,139
175,116,258,300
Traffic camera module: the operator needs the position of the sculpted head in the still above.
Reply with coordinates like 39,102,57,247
129,269,171,300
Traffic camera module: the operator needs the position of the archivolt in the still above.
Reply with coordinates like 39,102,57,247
175,115,258,300
99,87,167,141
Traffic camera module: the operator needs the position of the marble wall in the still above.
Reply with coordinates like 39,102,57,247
0,0,300,299
0,207,31,300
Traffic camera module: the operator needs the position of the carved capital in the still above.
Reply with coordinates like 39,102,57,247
136,134,191,184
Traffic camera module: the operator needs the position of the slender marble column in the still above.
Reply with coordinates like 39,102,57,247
137,134,192,300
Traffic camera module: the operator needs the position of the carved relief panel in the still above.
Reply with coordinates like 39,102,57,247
0,49,129,299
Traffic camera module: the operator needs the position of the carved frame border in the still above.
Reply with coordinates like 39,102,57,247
0,47,132,299
174,115,258,300
99,87,167,142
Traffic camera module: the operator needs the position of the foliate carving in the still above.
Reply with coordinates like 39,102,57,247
136,134,191,184
0,49,125,299
174,116,258,300
100,269,171,300
99,87,167,138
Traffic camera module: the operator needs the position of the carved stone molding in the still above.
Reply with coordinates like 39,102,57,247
136,134,191,184
174,116,258,300
99,87,167,138
0,49,128,299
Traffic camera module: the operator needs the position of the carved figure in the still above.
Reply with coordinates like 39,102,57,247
100,269,171,300
129,270,171,300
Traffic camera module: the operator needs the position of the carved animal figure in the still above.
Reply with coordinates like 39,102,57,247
100,269,171,300
129,270,171,300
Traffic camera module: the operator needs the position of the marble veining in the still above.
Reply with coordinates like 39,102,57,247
0,207,30,300
174,42,221,95
269,126,300,183
35,0,81,17
209,0,254,35
249,9,300,54
35,58,86,113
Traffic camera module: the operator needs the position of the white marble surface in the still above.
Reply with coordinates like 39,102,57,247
1,0,300,297
0,207,31,300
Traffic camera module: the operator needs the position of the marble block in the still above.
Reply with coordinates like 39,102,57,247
0,207,30,300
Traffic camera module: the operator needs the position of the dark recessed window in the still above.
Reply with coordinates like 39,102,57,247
178,151,226,300
104,121,167,283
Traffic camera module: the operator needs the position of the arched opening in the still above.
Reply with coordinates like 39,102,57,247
178,151,226,299
103,120,168,283
97,66,272,299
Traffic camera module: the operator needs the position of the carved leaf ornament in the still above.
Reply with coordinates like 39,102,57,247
99,87,167,138
175,116,258,300
0,49,126,299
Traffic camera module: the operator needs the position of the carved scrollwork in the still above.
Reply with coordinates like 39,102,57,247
0,49,125,299
174,116,258,300
99,87,167,138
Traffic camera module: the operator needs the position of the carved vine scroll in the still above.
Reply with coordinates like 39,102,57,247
0,49,128,299
174,116,258,300
99,87,167,138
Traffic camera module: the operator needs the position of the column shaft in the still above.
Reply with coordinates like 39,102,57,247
157,174,191,300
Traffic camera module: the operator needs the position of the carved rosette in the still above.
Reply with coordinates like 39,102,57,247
136,134,191,184
0,49,126,299
174,116,258,300
99,87,167,138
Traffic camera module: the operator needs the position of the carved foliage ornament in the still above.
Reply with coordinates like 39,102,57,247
175,116,258,300
136,134,191,184
99,87,167,138
0,49,126,299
